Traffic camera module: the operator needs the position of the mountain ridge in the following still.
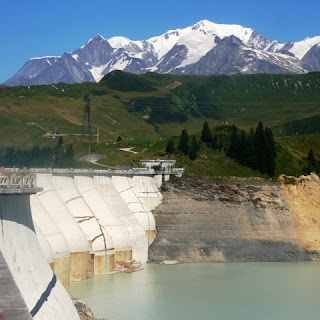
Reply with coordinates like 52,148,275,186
4,20,320,86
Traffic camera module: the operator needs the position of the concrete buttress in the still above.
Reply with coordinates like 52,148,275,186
0,192,80,320
35,173,89,281
73,174,133,262
52,174,115,274
112,175,156,244
94,175,148,263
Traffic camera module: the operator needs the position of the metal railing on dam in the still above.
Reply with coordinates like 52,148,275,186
0,171,38,190
0,159,184,178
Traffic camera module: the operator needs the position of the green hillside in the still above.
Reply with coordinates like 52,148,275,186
0,71,319,178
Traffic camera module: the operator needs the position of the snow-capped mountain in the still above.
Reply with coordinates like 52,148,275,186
4,20,320,86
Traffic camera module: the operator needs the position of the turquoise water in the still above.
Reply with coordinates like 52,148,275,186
69,262,320,320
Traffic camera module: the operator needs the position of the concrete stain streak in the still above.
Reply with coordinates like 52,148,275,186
30,274,57,317
77,216,95,224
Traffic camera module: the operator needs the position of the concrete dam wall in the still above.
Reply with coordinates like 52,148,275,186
0,185,80,320
0,160,182,319
30,165,174,285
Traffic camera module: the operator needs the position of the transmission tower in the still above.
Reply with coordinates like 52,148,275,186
81,94,92,141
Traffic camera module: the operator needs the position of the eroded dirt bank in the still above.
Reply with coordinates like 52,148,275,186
149,174,320,263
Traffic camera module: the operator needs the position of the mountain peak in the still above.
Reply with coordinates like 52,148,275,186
192,19,217,30
4,20,319,86
92,34,106,41
108,36,134,48
81,34,107,49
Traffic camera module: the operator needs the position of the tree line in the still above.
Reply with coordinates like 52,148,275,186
166,121,279,176
0,138,75,168
227,122,276,176
165,121,222,161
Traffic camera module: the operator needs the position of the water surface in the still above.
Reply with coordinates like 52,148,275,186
69,262,320,320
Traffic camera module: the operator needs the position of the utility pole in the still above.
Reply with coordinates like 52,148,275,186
97,128,99,144
81,94,92,141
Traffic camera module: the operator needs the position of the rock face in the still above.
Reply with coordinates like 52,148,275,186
69,292,105,320
149,175,313,263
302,44,320,72
281,173,320,260
172,36,307,75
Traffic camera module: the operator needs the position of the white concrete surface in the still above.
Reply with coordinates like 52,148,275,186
30,195,70,258
132,175,163,210
0,194,79,320
94,175,149,263
35,173,88,255
153,174,163,189
52,175,114,255
36,173,90,281
34,224,55,267
112,176,156,243
30,194,71,285
73,175,132,257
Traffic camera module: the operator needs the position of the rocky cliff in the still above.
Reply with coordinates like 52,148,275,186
281,173,320,260
149,174,320,262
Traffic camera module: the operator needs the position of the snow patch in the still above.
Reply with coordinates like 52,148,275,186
108,36,143,50
30,56,60,61
108,54,130,72
89,64,109,82
131,52,144,60
176,31,216,68
72,54,79,62
264,41,285,53
289,36,320,59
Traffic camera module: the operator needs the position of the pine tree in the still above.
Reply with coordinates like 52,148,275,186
307,148,316,167
265,142,276,176
238,130,247,165
201,121,213,144
58,136,63,147
211,135,222,150
227,125,240,159
254,121,266,173
265,127,276,157
264,127,276,177
189,136,199,160
165,139,175,154
244,128,256,169
178,129,190,155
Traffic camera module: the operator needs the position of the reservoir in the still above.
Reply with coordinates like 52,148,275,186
69,261,320,320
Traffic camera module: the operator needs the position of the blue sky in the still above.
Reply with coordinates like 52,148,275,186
1,0,319,83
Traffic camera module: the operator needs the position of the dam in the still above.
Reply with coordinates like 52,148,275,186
1,161,319,319
0,160,183,319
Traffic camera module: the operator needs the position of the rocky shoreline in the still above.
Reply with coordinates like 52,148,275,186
149,174,320,263
69,292,105,320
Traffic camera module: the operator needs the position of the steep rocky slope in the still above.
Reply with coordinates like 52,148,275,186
281,173,320,259
149,175,320,262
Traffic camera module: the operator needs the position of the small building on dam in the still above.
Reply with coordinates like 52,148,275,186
0,160,183,319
